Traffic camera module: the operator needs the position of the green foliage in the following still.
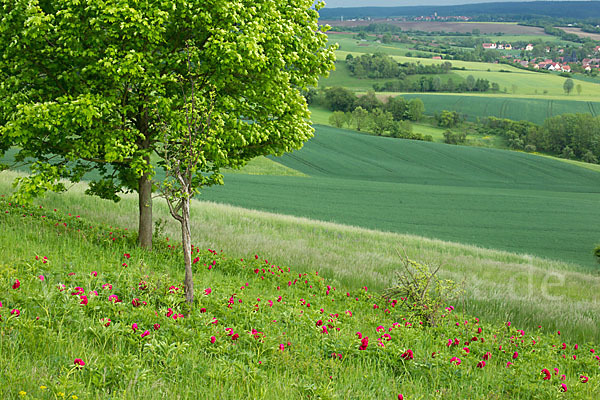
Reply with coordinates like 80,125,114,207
0,0,335,209
443,130,467,145
325,87,357,112
329,111,347,128
437,110,461,128
595,244,600,263
563,78,575,95
383,256,463,326
407,98,425,121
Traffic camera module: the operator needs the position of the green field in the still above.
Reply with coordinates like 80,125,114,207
196,125,600,269
398,93,600,123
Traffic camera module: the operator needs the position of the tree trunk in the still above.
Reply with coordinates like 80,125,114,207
138,157,153,250
180,196,194,304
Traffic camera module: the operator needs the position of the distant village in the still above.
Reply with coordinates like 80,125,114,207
481,42,600,73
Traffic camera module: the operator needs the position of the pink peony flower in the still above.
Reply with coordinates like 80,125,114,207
12,279,20,289
210,336,216,344
80,295,88,306
39,275,45,281
513,352,518,359
10,309,20,316
580,375,589,383
141,330,150,338
477,360,486,368
279,343,285,351
74,358,85,368
359,337,369,351
401,349,414,360
204,288,212,295
561,383,567,392
541,369,551,380
132,323,138,331
91,271,97,277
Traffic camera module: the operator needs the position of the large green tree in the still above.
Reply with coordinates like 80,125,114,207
0,0,335,250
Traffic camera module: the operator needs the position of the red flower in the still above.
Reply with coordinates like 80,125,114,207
132,323,138,331
80,295,88,306
232,333,239,341
359,337,369,350
210,336,216,344
580,375,589,383
561,383,567,392
401,349,414,360
398,395,404,400
12,279,20,289
132,298,141,307
10,309,20,317
74,358,85,368
512,352,518,359
124,253,131,259
141,330,150,338
477,360,486,368
541,369,551,380
483,352,491,360
153,323,160,330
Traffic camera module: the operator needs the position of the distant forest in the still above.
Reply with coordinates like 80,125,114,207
319,1,600,21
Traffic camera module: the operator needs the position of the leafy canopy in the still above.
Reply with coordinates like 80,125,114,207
0,0,335,202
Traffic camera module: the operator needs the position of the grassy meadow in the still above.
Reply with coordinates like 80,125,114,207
2,192,600,399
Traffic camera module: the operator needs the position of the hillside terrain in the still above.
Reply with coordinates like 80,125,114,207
197,125,600,269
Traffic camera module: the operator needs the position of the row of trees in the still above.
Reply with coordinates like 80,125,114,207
323,87,425,120
374,75,497,93
481,114,600,163
345,53,452,79
328,108,432,141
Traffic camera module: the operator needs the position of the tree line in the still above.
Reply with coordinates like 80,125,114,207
373,74,497,93
480,114,600,163
346,53,452,79
318,87,431,141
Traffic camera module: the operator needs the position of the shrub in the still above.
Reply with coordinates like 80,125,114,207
383,255,463,326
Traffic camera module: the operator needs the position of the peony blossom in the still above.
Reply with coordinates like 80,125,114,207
153,323,160,331
10,309,20,317
541,369,551,380
12,279,20,289
477,360,486,368
561,384,567,392
132,323,138,331
74,358,85,368
359,337,369,351
141,330,150,338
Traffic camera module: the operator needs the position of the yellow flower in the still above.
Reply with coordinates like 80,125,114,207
57,392,65,398
40,386,47,390
18,391,27,397
72,396,78,400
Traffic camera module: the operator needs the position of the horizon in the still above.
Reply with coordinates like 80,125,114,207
323,0,597,8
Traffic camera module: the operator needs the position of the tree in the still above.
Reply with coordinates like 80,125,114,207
0,1,335,252
407,98,425,121
563,78,575,95
356,91,383,111
576,84,583,95
329,111,347,128
352,106,369,131
325,87,357,112
385,96,408,121
368,109,393,136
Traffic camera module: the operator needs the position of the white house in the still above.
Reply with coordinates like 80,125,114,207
525,44,534,51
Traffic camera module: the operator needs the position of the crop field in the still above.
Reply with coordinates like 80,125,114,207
326,21,549,35
397,93,600,123
195,125,600,269
558,27,600,41
320,61,464,92
332,51,600,100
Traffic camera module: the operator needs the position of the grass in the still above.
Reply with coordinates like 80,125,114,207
391,94,600,124
2,198,599,399
225,156,307,177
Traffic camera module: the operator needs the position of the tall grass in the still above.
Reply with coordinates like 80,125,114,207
2,170,599,343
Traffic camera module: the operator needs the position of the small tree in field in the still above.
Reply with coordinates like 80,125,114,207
563,78,574,95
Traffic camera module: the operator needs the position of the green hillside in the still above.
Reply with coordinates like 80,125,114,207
398,94,600,124
199,125,600,268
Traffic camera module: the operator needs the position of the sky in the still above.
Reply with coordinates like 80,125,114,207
323,0,592,7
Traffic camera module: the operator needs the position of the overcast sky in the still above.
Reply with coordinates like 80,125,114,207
323,0,593,7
